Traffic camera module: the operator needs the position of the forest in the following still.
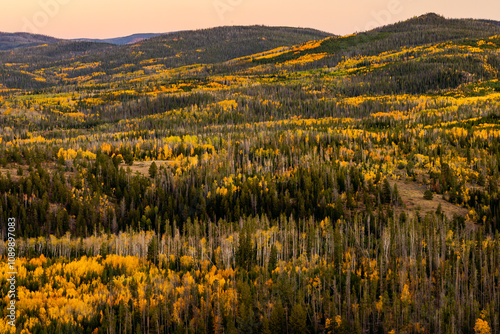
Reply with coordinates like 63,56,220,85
0,13,500,333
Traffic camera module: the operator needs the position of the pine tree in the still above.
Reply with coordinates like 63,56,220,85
270,300,286,334
268,244,278,274
382,178,392,204
147,235,159,265
236,227,254,271
289,304,308,334
148,161,158,178
424,189,433,200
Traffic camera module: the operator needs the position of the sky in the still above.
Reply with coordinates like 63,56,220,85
1,0,500,39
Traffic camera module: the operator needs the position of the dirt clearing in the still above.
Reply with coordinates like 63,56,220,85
392,179,468,221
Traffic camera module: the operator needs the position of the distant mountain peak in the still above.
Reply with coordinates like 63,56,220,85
372,12,500,38
416,13,446,21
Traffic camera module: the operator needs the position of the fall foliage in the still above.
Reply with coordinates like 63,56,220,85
1,14,500,333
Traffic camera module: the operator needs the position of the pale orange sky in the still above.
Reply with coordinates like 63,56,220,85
1,0,500,39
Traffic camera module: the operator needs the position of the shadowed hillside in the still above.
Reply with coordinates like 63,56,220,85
0,25,332,89
0,32,60,50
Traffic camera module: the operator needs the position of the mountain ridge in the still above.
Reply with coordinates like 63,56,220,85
247,13,500,68
1,14,500,92
0,25,332,52
71,33,166,45
0,32,61,51
0,25,333,90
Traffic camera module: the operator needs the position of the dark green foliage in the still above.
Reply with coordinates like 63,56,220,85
147,235,159,265
382,178,392,204
148,161,158,178
289,304,308,334
268,245,278,273
424,189,434,200
236,227,255,271
270,300,286,334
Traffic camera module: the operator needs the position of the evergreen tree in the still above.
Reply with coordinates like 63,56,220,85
270,300,286,334
289,304,308,334
147,236,159,265
148,161,158,178
268,244,278,274
236,227,254,271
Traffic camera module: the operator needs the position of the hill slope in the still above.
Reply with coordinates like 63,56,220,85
72,33,164,45
1,14,499,93
0,25,332,89
0,32,61,51
251,13,500,66
234,13,500,95
129,26,333,65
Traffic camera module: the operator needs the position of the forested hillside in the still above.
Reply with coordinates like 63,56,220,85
0,32,60,51
72,33,164,45
0,14,499,333
0,26,332,90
